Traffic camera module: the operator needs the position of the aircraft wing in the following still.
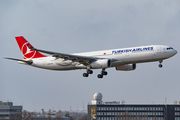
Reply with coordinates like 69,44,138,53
32,48,118,65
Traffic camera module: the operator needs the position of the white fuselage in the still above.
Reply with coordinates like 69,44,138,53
22,45,177,70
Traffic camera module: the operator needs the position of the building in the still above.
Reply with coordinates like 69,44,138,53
31,115,70,120
88,92,180,120
0,101,22,119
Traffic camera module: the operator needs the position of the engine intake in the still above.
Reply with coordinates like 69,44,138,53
116,64,136,71
91,59,111,69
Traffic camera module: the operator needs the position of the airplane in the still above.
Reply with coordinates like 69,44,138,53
5,36,177,78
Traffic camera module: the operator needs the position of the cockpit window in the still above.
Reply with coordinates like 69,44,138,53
167,47,173,50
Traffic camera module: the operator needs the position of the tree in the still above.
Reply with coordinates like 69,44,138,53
65,112,73,120
79,114,88,120
9,110,31,120
55,115,63,120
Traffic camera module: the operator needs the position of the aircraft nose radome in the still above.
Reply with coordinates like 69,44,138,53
174,50,178,55
172,50,178,56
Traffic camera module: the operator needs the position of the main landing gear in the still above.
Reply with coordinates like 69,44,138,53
97,69,108,79
83,69,93,77
158,60,163,68
82,69,108,79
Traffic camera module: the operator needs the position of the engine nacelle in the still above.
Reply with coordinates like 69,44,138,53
91,59,111,69
116,64,136,71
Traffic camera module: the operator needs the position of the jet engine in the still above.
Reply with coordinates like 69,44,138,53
91,59,111,69
116,64,136,71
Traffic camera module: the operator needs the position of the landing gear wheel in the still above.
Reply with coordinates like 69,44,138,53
83,73,89,77
158,64,163,68
158,60,163,68
97,74,103,78
102,71,108,75
87,69,93,74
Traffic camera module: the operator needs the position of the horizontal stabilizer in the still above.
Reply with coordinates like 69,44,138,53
4,57,33,65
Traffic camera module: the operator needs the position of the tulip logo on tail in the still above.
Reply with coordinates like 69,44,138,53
21,42,36,59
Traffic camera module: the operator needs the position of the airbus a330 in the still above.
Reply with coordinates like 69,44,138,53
5,36,177,78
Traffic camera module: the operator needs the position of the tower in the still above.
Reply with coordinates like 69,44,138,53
91,92,103,105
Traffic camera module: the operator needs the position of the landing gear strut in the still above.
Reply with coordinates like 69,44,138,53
83,69,93,77
158,60,163,68
97,69,108,79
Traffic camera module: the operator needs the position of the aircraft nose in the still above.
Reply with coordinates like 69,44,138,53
174,50,178,55
168,49,177,58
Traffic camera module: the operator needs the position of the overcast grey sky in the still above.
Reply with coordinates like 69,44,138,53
0,0,180,112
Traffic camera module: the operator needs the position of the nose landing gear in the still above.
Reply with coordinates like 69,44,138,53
158,60,163,68
158,64,163,68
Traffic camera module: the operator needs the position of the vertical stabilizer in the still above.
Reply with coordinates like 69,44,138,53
15,36,47,59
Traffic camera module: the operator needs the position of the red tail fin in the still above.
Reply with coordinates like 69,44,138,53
15,36,47,59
